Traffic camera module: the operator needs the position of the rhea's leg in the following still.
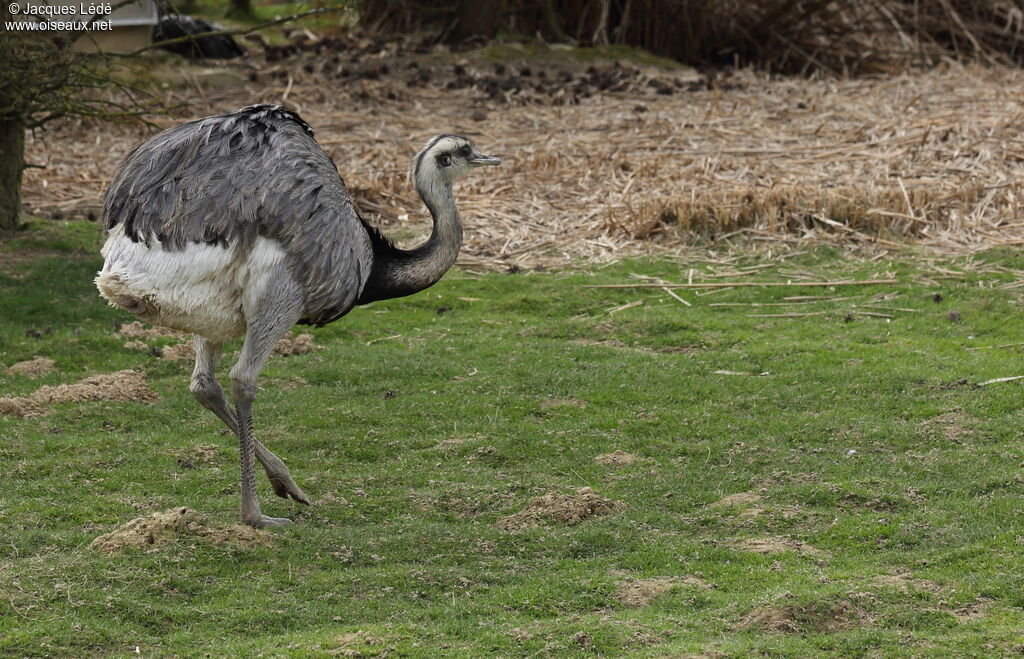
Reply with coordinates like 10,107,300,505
231,277,304,528
190,335,310,505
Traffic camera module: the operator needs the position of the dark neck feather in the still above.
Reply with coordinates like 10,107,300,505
357,178,462,304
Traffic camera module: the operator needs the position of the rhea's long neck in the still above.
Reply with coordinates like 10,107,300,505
360,177,463,303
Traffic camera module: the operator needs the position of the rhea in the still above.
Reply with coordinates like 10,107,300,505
96,104,500,527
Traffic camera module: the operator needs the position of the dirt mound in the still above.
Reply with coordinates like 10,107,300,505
5,357,55,378
0,370,159,418
954,598,992,621
917,408,975,443
615,576,709,607
710,492,762,507
737,593,874,633
496,487,624,531
144,331,316,362
89,508,272,552
594,450,637,466
161,341,197,361
118,321,188,340
733,537,829,558
123,339,149,351
869,571,943,594
271,331,317,356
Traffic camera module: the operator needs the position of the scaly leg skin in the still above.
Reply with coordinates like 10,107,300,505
230,274,305,528
190,335,310,505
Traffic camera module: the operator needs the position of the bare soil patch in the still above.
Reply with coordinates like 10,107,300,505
328,630,389,656
117,321,188,341
89,507,271,552
733,537,829,558
709,492,762,507
496,487,624,530
0,370,158,418
917,408,975,443
869,570,944,594
953,598,992,621
595,450,638,466
270,331,318,356
151,331,318,362
615,576,710,607
737,593,874,633
5,357,55,378
161,342,197,361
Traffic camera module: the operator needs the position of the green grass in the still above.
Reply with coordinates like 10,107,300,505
4,220,1024,656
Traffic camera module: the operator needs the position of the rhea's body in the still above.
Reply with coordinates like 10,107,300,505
95,104,500,527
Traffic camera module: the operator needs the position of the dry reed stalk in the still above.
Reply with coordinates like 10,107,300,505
21,63,1024,269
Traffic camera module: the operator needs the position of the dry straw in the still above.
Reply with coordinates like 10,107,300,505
22,59,1024,269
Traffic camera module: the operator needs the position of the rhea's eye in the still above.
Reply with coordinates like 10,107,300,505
439,154,452,167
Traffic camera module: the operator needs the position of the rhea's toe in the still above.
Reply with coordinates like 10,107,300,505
245,514,294,528
269,475,311,505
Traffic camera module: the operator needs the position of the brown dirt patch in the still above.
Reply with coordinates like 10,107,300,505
271,331,318,356
953,598,992,621
496,487,624,531
154,331,317,362
123,340,149,351
327,630,388,656
737,593,875,633
616,576,710,607
117,321,188,340
89,508,272,552
869,571,944,594
167,444,220,467
733,537,829,558
595,450,638,466
5,357,55,378
917,408,975,443
709,492,762,507
0,370,159,418
162,341,197,361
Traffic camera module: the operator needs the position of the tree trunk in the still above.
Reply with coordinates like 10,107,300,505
0,118,24,233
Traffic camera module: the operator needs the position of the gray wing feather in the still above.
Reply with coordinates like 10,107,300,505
103,106,373,326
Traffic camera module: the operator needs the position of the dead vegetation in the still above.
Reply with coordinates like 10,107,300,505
89,508,272,552
0,369,158,418
23,39,1024,270
496,486,624,530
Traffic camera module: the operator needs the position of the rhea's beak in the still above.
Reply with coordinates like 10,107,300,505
468,152,502,167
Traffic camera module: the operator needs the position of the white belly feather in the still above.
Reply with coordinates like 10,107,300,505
95,228,288,344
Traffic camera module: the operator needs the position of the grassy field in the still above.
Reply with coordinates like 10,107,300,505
4,220,1024,657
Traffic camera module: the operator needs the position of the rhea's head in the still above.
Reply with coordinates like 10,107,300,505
413,135,501,189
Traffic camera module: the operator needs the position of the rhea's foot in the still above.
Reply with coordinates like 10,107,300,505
268,473,311,505
244,514,294,528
